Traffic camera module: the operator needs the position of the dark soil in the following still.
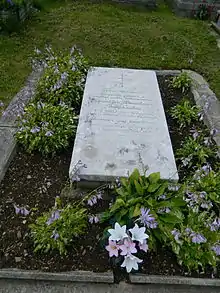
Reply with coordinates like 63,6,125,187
0,75,218,278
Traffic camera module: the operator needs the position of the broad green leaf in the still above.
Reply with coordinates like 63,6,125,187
134,180,144,195
160,213,182,224
120,177,128,187
147,182,160,193
148,172,160,184
127,197,142,206
110,198,125,213
129,206,135,219
133,204,141,217
129,168,140,182
170,198,186,207
154,182,168,197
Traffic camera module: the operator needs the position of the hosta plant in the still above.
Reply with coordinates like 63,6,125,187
170,100,199,128
171,72,192,93
33,45,89,110
29,197,87,255
15,102,77,155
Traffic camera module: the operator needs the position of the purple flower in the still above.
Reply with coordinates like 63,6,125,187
204,137,212,146
6,0,14,6
211,244,220,256
201,201,213,209
30,126,40,134
158,207,171,214
88,215,99,224
185,227,192,235
158,194,166,200
96,191,103,200
171,229,181,241
37,102,45,109
14,205,30,216
45,130,54,137
0,101,4,107
92,196,97,205
120,239,137,256
190,232,207,244
139,208,158,229
41,121,49,127
46,210,61,225
61,72,68,81
201,164,212,175
51,230,59,240
87,199,93,206
190,128,199,140
209,218,220,231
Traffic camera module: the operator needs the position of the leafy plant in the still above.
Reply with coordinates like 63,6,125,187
170,100,199,128
196,4,211,20
33,45,89,110
15,102,77,155
29,197,87,255
170,210,220,271
100,169,186,248
171,72,192,93
176,136,216,168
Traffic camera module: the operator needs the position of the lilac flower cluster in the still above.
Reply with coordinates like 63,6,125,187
185,191,213,211
51,230,59,240
46,210,61,225
14,205,30,216
88,215,99,224
71,160,87,182
208,218,220,232
138,208,158,229
211,244,220,256
172,228,207,244
158,207,171,214
87,191,103,207
106,223,149,273
193,164,212,180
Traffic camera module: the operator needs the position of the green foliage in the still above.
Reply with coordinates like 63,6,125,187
171,72,192,93
101,169,186,246
170,210,220,271
33,45,89,109
29,198,87,255
196,4,211,21
190,169,220,206
176,136,216,168
15,102,76,155
170,100,199,128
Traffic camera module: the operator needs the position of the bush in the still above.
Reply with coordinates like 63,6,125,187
33,45,89,111
29,197,87,255
15,102,77,155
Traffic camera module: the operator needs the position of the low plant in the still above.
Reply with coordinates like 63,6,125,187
196,4,211,20
170,100,199,128
15,101,77,155
171,72,192,93
32,45,89,110
176,136,216,168
100,169,186,248
170,210,220,271
29,196,87,255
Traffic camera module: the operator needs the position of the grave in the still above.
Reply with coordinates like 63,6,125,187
69,67,178,185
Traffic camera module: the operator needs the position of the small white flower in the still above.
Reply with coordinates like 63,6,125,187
129,223,149,244
121,254,143,273
108,222,128,241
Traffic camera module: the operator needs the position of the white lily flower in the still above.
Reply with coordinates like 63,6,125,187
108,222,128,241
129,223,149,244
121,254,143,273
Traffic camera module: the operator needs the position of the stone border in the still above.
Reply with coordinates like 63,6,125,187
130,274,220,286
0,269,114,283
0,69,42,182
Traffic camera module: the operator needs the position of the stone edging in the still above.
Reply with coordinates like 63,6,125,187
0,269,114,283
0,69,42,182
129,274,220,286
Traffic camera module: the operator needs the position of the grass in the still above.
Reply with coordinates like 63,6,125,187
1,0,220,107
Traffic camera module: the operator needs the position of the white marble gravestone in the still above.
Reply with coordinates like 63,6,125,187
69,67,178,183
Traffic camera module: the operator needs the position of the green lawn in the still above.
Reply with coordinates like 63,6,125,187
1,0,220,107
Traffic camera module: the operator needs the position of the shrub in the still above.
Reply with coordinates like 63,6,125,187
32,45,89,111
29,197,87,255
170,100,199,128
171,72,192,93
15,102,77,155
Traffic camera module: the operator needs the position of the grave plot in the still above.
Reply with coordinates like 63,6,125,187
0,56,220,279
